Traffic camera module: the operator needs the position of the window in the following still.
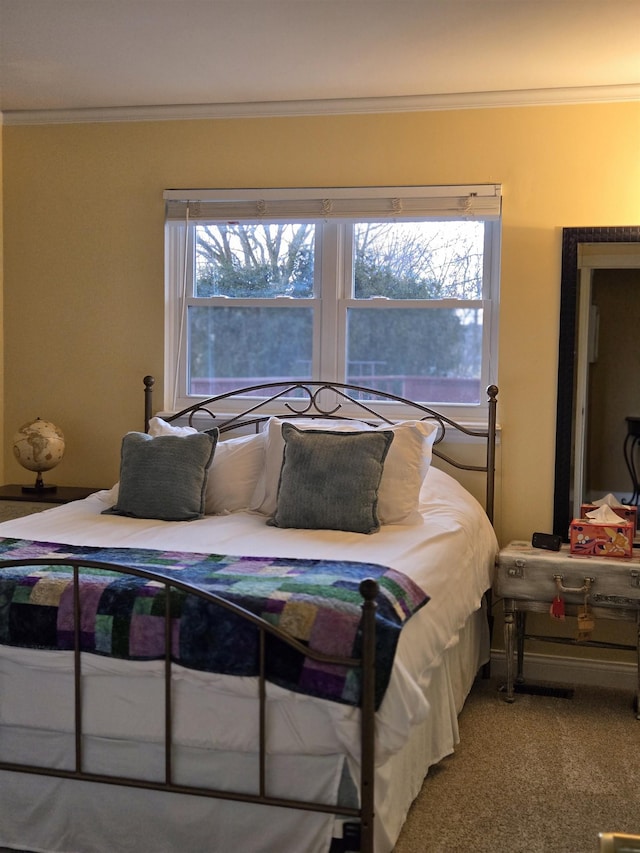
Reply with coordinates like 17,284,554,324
164,186,501,417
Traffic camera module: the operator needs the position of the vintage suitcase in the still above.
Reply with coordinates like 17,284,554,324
495,540,640,610
496,540,640,714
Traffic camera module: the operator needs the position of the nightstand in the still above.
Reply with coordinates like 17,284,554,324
0,484,104,522
495,540,640,715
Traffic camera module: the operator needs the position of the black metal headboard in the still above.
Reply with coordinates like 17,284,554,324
143,376,498,523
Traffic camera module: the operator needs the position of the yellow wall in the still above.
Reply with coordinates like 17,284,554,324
2,102,640,547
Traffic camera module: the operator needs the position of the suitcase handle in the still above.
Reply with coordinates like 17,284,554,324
554,575,595,595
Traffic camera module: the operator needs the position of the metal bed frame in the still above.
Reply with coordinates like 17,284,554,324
0,377,498,853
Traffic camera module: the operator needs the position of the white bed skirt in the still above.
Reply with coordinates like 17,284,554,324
0,605,488,853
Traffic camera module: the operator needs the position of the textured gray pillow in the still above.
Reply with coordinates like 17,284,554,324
105,431,218,521
268,423,394,534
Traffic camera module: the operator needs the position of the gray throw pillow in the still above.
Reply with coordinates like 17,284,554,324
104,430,218,521
268,423,394,534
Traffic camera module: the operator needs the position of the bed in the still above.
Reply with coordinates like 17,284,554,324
0,378,499,853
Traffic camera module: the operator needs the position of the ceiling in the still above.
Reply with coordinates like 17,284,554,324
1,0,639,122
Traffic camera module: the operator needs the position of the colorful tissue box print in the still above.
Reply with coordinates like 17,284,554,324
569,519,634,558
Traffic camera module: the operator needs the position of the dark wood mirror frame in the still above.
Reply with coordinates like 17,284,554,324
553,226,640,539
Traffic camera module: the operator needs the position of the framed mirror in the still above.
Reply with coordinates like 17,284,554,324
553,226,640,539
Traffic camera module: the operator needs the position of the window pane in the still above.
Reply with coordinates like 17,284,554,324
195,224,315,297
353,221,484,299
188,306,313,395
346,307,483,404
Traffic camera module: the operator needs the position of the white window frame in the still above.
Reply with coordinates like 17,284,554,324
164,185,501,422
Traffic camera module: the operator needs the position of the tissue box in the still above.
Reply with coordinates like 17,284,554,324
580,503,637,532
569,518,634,558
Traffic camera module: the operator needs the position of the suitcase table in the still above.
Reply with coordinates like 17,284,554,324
495,540,640,716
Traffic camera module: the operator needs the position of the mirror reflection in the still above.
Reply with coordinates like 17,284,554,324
553,227,640,539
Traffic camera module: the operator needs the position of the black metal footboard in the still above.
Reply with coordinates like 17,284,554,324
0,557,378,853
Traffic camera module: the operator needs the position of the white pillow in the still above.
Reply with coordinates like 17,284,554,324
375,420,437,523
148,416,198,437
250,416,437,524
205,432,266,514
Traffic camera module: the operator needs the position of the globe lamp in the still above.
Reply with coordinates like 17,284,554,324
13,418,66,493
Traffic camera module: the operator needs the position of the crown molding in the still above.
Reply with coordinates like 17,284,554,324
2,83,639,127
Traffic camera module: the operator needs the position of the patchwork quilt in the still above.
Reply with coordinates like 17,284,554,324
0,537,429,708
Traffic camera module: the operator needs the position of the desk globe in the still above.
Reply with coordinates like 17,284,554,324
13,418,65,493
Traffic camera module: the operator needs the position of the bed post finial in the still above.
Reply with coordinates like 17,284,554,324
359,578,379,602
144,375,155,433
485,384,498,526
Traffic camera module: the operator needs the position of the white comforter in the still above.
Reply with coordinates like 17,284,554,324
0,466,497,766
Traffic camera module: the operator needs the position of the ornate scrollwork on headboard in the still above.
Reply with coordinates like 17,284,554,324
143,376,498,522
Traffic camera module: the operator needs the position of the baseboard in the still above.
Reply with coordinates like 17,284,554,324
490,649,637,692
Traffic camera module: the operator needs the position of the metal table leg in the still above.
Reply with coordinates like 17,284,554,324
503,600,515,703
516,611,527,685
636,611,640,720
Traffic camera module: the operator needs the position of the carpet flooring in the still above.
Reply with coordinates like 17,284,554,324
393,676,640,853
2,677,639,852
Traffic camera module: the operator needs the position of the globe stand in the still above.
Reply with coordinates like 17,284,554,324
21,472,57,494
